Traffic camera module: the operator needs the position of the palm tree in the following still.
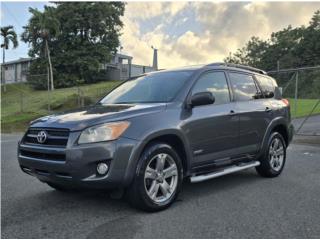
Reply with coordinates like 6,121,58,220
22,7,59,90
1,25,18,92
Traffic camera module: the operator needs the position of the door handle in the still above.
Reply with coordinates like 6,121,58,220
265,107,272,112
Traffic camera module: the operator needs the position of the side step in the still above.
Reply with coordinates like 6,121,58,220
190,161,260,183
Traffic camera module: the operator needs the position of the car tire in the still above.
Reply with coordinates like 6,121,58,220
126,142,183,212
256,132,287,178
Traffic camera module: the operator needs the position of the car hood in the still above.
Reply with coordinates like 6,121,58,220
30,103,166,131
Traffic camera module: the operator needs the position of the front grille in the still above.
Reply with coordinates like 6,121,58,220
20,149,66,162
23,128,69,147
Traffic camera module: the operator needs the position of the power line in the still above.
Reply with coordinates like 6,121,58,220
268,65,320,74
2,3,24,29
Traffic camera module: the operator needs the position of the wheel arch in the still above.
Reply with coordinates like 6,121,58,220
258,117,289,158
123,129,192,186
271,124,289,147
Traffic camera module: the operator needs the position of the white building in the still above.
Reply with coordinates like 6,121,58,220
1,58,33,84
102,52,158,80
1,51,158,84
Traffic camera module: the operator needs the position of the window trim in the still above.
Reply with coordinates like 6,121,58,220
227,70,262,102
186,70,232,107
253,74,276,99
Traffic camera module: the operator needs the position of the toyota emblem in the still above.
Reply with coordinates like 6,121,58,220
37,131,48,143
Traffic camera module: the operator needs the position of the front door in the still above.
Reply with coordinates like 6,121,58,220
181,71,239,168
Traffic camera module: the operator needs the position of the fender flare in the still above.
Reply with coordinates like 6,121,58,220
257,117,289,159
122,129,193,186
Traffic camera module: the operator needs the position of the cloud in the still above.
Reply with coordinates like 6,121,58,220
121,2,320,69
125,2,188,20
0,7,4,21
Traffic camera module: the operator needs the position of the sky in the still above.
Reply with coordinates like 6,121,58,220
1,1,320,69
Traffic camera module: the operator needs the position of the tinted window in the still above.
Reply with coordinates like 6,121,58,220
229,72,259,101
255,75,277,93
100,71,192,104
192,72,230,105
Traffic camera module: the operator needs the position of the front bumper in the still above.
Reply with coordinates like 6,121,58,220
18,132,141,189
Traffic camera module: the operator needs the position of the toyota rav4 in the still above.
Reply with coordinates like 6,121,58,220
18,63,294,211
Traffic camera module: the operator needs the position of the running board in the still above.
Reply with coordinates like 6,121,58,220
190,161,260,183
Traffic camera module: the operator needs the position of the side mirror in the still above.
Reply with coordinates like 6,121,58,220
189,92,215,107
264,91,274,98
253,92,264,99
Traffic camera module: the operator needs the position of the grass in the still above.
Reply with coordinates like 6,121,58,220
288,98,320,118
1,82,319,133
1,81,120,132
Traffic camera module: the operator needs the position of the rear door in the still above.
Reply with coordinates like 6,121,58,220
181,71,240,167
228,71,273,155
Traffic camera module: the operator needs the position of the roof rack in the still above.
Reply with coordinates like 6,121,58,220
206,62,267,75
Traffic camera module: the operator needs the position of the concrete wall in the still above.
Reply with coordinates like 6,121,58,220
105,67,120,81
2,58,157,84
104,64,156,81
120,64,130,80
4,64,16,84
2,61,30,84
130,64,156,77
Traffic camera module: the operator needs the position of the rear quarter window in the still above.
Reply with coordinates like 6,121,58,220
229,72,259,101
255,75,278,93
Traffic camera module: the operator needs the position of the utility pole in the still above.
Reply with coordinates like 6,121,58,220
151,46,158,70
2,46,6,92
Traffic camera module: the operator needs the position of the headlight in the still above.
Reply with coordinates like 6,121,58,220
78,121,130,144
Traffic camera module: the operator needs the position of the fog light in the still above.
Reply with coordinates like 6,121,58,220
97,163,108,175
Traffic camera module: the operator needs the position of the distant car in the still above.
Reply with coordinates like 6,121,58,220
18,63,294,211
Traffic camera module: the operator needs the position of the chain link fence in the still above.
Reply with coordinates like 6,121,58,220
1,74,120,132
2,82,111,111
268,66,320,136
2,67,320,136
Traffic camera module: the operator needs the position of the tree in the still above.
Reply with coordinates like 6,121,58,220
22,6,60,90
224,10,320,99
225,36,269,69
309,10,320,30
22,2,125,89
54,2,125,85
1,25,18,92
226,11,320,70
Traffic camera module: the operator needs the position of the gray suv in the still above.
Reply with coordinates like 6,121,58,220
18,63,294,211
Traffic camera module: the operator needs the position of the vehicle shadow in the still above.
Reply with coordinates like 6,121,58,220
2,169,265,238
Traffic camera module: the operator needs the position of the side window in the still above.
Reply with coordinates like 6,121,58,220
255,75,277,93
192,71,230,105
229,72,259,101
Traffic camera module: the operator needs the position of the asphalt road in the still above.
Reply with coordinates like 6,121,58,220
1,133,320,238
292,115,320,136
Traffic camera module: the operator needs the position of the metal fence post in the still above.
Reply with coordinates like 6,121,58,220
20,92,23,113
294,71,299,118
47,69,51,112
47,89,51,112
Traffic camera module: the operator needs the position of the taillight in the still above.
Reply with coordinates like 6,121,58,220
281,98,290,106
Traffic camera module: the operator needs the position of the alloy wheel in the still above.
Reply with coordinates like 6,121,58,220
144,153,178,203
269,137,285,172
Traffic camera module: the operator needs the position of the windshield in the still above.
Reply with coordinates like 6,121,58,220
100,71,192,104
